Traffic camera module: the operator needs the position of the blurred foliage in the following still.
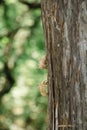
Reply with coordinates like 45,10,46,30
0,0,47,130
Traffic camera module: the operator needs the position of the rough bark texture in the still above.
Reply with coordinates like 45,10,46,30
41,0,87,130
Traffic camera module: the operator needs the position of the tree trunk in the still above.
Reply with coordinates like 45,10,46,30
41,0,87,130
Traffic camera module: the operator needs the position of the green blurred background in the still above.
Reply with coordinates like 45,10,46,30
0,0,47,130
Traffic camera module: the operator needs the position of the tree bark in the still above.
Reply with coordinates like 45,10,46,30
41,0,87,130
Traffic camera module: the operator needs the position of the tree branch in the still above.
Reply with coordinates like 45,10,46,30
0,0,4,4
0,27,20,39
19,0,41,9
0,63,15,98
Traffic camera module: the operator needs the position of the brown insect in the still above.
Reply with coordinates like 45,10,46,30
39,80,48,96
39,55,47,69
